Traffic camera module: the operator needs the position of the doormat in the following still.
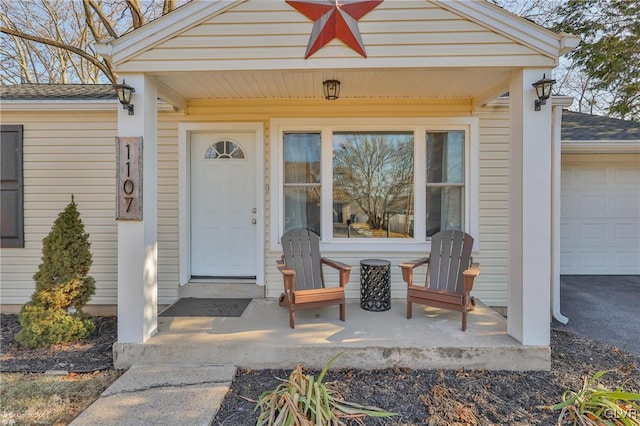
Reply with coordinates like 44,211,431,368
159,298,251,317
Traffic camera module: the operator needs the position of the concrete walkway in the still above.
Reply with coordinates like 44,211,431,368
70,365,236,426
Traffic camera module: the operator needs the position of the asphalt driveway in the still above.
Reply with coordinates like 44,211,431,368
554,275,640,355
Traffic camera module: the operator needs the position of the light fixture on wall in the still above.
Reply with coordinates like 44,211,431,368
532,74,555,111
323,79,341,100
112,79,135,115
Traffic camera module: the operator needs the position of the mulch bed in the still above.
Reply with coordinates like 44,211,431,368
1,314,116,373
1,313,638,425
214,329,639,425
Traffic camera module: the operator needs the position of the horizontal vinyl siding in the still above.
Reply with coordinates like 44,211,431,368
0,112,118,305
474,106,511,306
1,99,511,308
120,1,553,72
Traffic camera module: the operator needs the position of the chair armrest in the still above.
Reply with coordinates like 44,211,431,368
276,260,296,294
321,257,352,272
462,263,480,292
321,257,352,288
399,257,429,285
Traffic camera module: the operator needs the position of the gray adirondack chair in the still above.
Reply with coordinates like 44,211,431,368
277,228,352,328
400,229,480,331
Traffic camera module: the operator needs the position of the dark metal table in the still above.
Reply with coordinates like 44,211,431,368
359,258,391,311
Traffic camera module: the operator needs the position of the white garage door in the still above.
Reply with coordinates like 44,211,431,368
561,153,640,274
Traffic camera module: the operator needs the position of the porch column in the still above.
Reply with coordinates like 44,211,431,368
116,74,158,343
508,68,553,345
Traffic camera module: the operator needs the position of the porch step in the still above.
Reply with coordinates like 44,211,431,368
179,281,264,299
115,300,551,371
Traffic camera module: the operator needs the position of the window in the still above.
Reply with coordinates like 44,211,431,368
1,125,24,248
205,140,245,159
283,133,321,234
333,132,414,238
426,131,464,237
272,118,477,250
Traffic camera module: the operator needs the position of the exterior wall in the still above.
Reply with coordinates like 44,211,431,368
0,110,118,305
118,1,554,72
0,99,512,308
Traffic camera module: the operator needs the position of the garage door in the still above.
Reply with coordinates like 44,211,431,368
561,153,640,274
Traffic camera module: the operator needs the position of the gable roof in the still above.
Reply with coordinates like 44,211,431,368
99,0,578,71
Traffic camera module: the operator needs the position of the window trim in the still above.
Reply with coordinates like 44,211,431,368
270,117,478,252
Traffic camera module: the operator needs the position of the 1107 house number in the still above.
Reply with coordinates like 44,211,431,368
116,137,143,220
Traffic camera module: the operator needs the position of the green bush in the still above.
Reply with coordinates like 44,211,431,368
16,196,96,348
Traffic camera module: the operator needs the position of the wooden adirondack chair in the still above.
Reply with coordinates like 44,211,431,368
400,229,480,331
277,228,352,328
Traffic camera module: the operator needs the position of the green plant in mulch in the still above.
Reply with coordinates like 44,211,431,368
254,352,396,425
16,196,96,348
538,370,640,426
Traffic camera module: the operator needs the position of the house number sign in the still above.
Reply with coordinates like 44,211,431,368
116,137,143,220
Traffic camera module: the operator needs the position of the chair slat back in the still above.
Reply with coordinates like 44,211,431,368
281,228,324,291
428,230,474,293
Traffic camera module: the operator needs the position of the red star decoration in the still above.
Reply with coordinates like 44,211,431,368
287,0,383,59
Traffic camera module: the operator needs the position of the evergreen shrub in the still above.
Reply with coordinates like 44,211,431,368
16,196,96,348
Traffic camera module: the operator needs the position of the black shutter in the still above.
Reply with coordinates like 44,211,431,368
1,125,24,248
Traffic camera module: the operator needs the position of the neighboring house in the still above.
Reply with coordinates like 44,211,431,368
1,0,581,348
560,111,640,275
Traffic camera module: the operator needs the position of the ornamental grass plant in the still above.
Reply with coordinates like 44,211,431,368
254,352,395,425
539,370,640,426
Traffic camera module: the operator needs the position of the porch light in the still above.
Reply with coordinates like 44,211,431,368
113,79,135,115
323,79,341,100
532,74,555,111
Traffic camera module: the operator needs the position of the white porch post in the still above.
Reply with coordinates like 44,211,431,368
116,74,158,343
508,68,553,345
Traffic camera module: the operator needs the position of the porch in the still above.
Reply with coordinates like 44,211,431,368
113,299,550,371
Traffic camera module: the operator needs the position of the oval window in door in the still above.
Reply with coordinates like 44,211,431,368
204,140,246,159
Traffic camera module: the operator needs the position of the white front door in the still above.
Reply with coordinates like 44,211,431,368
190,132,257,277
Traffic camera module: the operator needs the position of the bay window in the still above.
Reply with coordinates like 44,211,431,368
273,118,477,250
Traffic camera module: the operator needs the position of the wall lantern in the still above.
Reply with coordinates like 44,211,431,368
323,79,341,100
532,74,555,111
112,79,135,115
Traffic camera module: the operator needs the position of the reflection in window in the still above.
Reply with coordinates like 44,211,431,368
426,131,464,237
205,140,245,159
283,133,321,234
333,132,414,238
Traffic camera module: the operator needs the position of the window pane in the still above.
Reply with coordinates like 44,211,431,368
333,132,414,238
284,187,321,234
427,131,464,184
426,186,463,237
284,133,320,183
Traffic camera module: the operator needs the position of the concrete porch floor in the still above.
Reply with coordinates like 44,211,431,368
113,299,550,371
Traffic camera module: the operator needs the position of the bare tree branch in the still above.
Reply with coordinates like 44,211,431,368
84,0,118,39
0,25,115,82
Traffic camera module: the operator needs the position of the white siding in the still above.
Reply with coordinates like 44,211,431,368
1,98,512,308
1,111,118,305
119,1,554,72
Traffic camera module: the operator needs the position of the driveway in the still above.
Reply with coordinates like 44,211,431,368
554,275,640,355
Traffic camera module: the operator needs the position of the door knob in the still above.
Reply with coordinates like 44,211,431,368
251,218,257,224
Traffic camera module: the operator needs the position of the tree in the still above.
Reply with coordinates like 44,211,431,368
1,0,184,85
333,134,413,231
553,0,639,120
16,196,97,348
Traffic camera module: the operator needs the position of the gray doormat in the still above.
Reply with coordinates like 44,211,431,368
159,298,251,317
